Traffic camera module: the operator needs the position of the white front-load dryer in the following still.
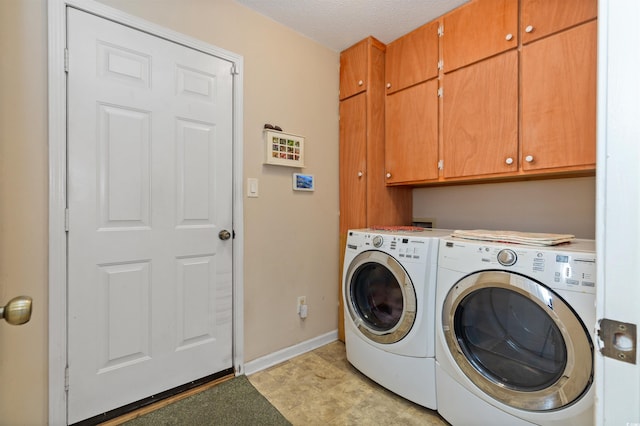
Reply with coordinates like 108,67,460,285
342,228,451,409
435,236,596,425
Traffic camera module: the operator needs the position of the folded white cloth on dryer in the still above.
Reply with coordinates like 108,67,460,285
451,229,575,246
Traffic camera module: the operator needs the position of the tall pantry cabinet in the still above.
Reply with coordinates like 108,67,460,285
338,37,412,341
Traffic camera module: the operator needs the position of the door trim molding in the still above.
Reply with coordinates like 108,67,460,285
48,1,244,423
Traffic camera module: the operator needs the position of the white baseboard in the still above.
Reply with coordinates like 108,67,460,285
243,330,338,376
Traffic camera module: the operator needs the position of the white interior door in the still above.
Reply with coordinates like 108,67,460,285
66,8,234,423
596,1,640,424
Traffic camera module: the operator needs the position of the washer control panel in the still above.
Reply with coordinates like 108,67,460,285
439,238,596,294
345,230,446,264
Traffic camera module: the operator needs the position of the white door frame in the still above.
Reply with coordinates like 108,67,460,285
47,1,244,424
595,1,640,424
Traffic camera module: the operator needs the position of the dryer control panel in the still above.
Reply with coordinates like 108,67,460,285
439,238,596,294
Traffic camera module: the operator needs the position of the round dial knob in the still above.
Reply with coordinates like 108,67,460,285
372,235,384,248
497,249,517,266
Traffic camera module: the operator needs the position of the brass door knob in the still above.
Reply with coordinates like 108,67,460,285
0,296,32,325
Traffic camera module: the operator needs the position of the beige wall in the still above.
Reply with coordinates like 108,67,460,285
414,177,596,239
0,1,49,424
0,0,339,423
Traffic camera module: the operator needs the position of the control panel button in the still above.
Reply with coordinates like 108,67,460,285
372,235,383,248
497,249,517,266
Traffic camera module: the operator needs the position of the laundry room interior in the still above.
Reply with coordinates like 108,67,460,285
1,0,637,425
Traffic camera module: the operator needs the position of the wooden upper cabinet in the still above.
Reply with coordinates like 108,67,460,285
385,20,439,95
442,0,518,73
385,80,439,184
443,51,518,179
521,0,597,44
521,21,597,172
340,37,385,101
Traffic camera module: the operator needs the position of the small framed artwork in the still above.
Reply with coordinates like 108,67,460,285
293,173,314,191
264,130,305,168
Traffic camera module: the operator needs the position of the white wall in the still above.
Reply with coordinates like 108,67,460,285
413,176,596,238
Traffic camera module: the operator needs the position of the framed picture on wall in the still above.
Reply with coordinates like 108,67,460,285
264,130,305,168
293,173,314,191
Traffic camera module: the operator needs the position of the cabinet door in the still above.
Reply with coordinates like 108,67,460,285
521,21,596,172
442,0,518,73
385,20,439,95
339,93,367,233
443,51,518,178
340,40,368,100
385,80,439,184
521,0,597,44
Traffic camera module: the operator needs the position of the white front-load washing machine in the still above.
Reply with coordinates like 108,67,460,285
343,227,451,409
435,236,596,426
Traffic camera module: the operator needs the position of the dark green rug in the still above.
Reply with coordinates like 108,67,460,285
124,375,292,426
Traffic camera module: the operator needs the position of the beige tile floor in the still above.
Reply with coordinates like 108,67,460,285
249,341,449,425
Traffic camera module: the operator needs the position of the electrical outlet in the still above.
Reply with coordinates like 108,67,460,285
297,296,306,314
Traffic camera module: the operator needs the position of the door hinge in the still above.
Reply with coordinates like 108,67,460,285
230,63,239,75
64,48,69,73
64,366,70,392
438,160,444,170
598,318,637,364
437,87,443,98
438,25,444,37
438,59,444,70
64,208,69,232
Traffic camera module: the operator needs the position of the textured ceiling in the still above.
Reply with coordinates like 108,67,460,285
234,0,469,52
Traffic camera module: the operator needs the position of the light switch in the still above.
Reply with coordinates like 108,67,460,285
247,178,259,198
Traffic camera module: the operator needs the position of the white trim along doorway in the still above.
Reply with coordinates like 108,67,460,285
48,1,245,424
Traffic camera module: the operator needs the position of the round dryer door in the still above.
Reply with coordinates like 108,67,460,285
442,270,593,411
345,250,416,344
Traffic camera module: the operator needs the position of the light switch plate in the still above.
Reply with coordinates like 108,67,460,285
247,178,259,198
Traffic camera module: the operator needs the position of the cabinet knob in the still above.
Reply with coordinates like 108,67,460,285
505,33,513,41
386,83,392,89
357,171,363,177
386,172,392,179
358,80,364,86
505,157,514,165
525,25,534,33
525,155,534,163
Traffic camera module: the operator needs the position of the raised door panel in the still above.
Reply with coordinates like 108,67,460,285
385,80,439,184
385,20,439,95
443,0,518,73
339,93,367,233
443,51,518,178
521,0,597,44
521,21,597,172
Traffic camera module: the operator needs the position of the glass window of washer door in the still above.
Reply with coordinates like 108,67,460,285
351,263,404,331
455,287,567,391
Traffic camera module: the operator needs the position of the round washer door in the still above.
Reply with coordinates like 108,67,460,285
344,250,416,344
442,270,593,411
